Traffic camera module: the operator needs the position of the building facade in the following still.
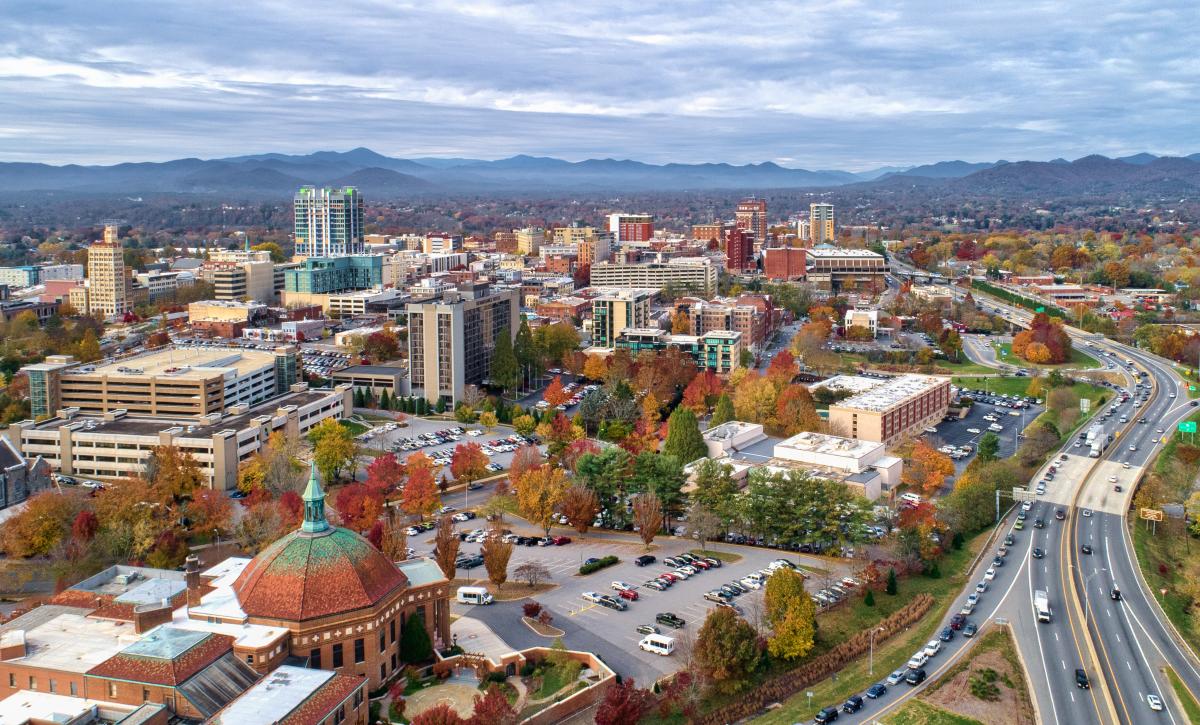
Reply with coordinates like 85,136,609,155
607,213,654,243
725,227,753,271
516,227,545,255
614,329,742,374
589,259,718,297
735,199,768,248
825,374,952,447
810,203,835,244
591,288,653,347
294,187,365,258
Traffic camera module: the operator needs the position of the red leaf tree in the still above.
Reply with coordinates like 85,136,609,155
450,443,489,485
595,678,654,725
365,453,405,498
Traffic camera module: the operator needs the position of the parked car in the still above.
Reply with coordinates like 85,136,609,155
656,612,685,628
635,554,657,567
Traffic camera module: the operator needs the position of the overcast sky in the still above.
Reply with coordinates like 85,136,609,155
2,1,1197,169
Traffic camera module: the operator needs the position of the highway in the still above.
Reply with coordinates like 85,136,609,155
863,263,1200,723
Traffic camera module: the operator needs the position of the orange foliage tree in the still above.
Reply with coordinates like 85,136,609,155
902,441,956,496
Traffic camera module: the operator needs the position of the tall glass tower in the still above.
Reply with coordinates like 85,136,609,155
294,187,364,257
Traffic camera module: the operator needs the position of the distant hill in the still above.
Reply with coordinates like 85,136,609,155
1,147,1198,198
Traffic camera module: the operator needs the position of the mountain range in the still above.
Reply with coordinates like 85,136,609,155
3,147,1200,197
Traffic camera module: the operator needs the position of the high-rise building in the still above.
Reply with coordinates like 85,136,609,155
692,223,725,244
735,199,768,247
591,288,653,347
810,203,835,244
406,283,519,405
516,227,545,255
588,258,718,297
69,225,131,317
294,187,364,257
607,213,654,243
725,227,754,271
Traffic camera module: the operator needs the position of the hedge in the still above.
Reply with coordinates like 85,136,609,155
579,555,619,575
971,280,1065,319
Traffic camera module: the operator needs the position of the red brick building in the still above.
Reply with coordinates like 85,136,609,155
764,247,807,281
725,227,754,271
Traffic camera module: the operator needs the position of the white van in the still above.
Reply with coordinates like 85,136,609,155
899,493,922,506
638,633,676,656
456,586,494,605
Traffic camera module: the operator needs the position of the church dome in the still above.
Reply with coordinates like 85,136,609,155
232,463,407,621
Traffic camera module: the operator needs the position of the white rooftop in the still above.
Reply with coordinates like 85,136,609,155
172,608,286,649
831,374,949,413
775,431,883,458
6,612,138,673
0,690,115,724
211,666,334,725
703,421,762,442
811,375,884,395
807,248,885,259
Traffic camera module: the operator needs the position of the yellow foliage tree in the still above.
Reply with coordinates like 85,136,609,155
732,373,778,425
515,464,568,537
583,354,609,382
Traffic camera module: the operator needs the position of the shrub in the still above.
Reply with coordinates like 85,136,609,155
864,590,875,607
486,671,507,684
523,601,542,618
579,555,620,575
537,610,554,626
520,662,536,677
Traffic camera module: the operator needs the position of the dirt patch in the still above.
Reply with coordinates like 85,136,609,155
449,578,557,601
522,616,565,637
923,648,1034,725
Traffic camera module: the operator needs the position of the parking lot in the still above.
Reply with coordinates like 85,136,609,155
445,534,856,683
925,391,1043,478
353,417,544,481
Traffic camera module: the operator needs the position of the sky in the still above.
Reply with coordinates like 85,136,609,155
1,0,1198,170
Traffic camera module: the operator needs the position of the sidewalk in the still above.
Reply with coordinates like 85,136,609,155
452,615,513,661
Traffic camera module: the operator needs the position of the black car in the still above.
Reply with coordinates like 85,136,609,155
663,556,682,567
1055,508,1066,520
992,556,1004,567
727,581,747,594
905,668,927,686
1032,548,1044,559
814,706,840,723
866,683,887,699
842,695,864,713
656,612,685,628
458,555,484,569
1111,588,1122,601
938,626,955,642
583,557,601,567
963,622,978,637
719,584,741,598
1081,544,1093,555
635,554,657,567
1075,669,1090,689
1034,519,1045,529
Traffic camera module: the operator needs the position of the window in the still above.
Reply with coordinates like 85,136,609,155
246,654,254,664
142,688,150,702
332,643,343,669
109,682,118,698
379,632,386,653
334,705,346,724
390,619,396,643
354,638,365,664
311,648,322,669
28,676,35,690
48,679,56,693
380,663,385,681
7,673,12,688
354,688,363,708
70,682,77,696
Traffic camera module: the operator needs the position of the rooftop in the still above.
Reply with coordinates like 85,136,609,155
0,690,126,724
397,557,449,588
1,611,137,673
831,374,950,413
63,346,283,381
592,287,657,300
807,248,885,259
210,666,335,725
775,431,884,459
703,421,763,442
811,375,886,395
70,565,186,600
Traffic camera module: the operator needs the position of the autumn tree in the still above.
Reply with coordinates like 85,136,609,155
509,444,544,484
364,452,405,498
732,372,778,425
481,527,514,590
583,354,609,382
149,444,205,501
433,514,459,579
381,515,409,561
663,406,707,465
773,384,823,436
558,484,600,537
410,703,464,725
187,488,234,536
903,440,956,496
632,492,664,548
308,419,359,483
559,438,601,474
594,678,654,725
478,411,498,432
401,453,441,520
764,568,816,660
515,464,568,536
334,483,384,532
237,499,287,554
468,685,518,725
515,561,552,588
766,349,796,381
450,442,489,486
542,375,571,408
694,607,760,695
0,491,84,557
682,371,723,414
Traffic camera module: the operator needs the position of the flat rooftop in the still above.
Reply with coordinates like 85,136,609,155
811,375,887,395
332,364,405,376
0,691,122,724
832,374,949,413
775,431,883,458
72,565,187,600
64,346,281,381
3,611,137,673
807,248,885,259
703,421,763,442
211,666,334,725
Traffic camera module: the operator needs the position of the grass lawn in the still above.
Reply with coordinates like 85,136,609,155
693,548,743,564
936,358,1000,376
885,699,984,725
1165,665,1200,723
952,376,1036,398
755,531,989,724
533,666,575,699
993,342,1101,370
340,419,370,436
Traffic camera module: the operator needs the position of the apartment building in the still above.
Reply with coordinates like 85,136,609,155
0,266,38,288
725,227,754,271
677,298,770,350
516,227,545,255
613,328,742,374
23,346,301,420
591,288,653,347
589,258,718,297
607,213,654,243
293,186,364,258
810,203,835,244
406,283,519,405
69,226,132,317
824,374,952,447
735,199,768,247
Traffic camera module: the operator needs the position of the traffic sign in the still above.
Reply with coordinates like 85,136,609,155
1191,385,1196,392
1179,421,1197,434
1012,487,1035,501
1140,508,1164,522
1080,398,1091,413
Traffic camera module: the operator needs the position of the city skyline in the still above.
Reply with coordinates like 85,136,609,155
2,1,1197,168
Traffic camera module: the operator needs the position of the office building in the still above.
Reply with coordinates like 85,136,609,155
589,258,718,297
188,299,270,324
8,384,349,490
0,266,38,288
806,247,887,291
823,374,952,447
607,213,654,243
293,187,364,258
332,364,406,397
810,203,835,244
591,288,653,347
69,227,132,317
424,234,462,254
725,227,754,271
516,227,545,255
23,345,301,420
735,199,768,247
692,223,724,244
134,270,191,301
406,283,519,405
844,309,880,337
613,329,742,374
37,263,85,282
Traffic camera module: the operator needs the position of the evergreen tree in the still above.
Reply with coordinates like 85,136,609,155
663,406,708,465
515,315,538,390
399,614,434,662
886,567,898,595
710,394,735,426
435,397,447,414
380,389,391,410
490,325,519,395
864,590,875,607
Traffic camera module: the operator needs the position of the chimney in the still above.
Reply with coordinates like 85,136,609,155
185,555,202,607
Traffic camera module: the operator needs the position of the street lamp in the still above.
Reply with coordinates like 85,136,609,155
869,627,884,676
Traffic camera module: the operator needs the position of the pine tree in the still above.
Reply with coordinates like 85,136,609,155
886,567,898,595
490,325,519,395
435,397,447,414
399,614,434,662
380,389,391,410
864,589,875,606
515,315,538,390
663,406,708,465
710,394,735,426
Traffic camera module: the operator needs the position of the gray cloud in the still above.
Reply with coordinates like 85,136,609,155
0,0,1197,168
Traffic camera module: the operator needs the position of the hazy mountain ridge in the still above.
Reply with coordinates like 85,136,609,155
0,148,1198,197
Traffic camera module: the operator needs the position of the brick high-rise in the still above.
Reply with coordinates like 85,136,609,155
725,227,754,271
735,199,768,248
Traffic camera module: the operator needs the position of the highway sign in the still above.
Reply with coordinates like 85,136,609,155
1191,385,1196,392
1179,421,1197,434
1012,488,1035,501
1080,398,1091,413
1140,508,1164,522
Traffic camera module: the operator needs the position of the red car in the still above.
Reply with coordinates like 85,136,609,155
690,559,712,570
659,572,680,582
616,589,639,601
552,536,572,545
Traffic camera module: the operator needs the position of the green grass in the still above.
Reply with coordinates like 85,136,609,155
1165,665,1200,724
533,666,575,699
993,342,1101,370
755,532,989,724
952,376,1036,398
340,419,370,436
885,699,985,725
692,548,743,563
937,357,1001,375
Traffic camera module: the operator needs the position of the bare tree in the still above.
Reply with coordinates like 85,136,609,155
558,484,600,538
382,513,409,562
632,492,663,549
514,562,552,588
481,527,514,591
688,503,725,550
433,515,459,579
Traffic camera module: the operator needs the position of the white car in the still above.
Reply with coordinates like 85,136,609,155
582,591,605,604
967,592,980,606
1082,508,1093,517
611,581,635,593
984,567,996,581
739,576,763,590
923,639,942,657
1022,501,1033,511
976,581,988,593
907,651,929,669
967,428,981,434
1147,694,1164,711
